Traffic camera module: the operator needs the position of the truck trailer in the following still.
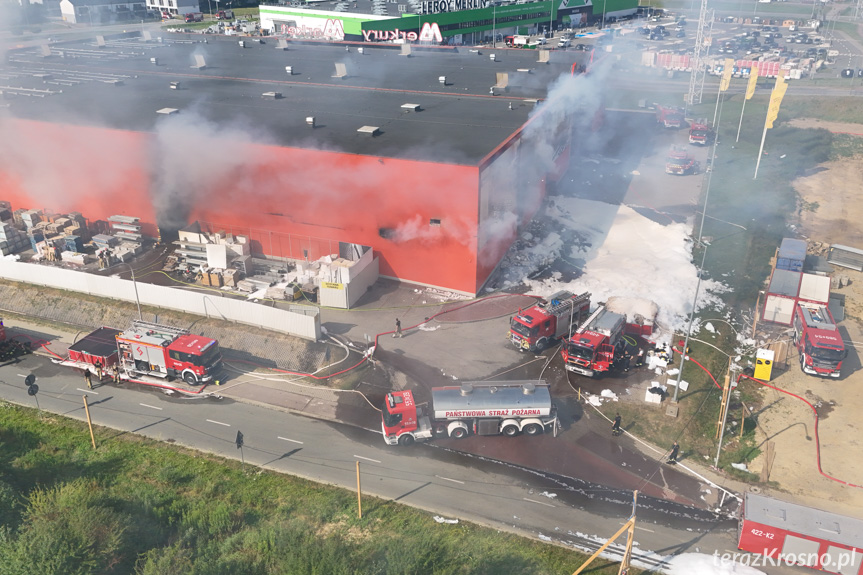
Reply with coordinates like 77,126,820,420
58,320,223,390
382,381,558,446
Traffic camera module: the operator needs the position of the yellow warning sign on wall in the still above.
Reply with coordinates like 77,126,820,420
321,282,344,290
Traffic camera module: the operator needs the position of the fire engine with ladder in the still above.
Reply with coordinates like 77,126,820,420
57,320,223,391
508,291,591,352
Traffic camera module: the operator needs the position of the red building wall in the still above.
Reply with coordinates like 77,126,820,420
0,120,483,293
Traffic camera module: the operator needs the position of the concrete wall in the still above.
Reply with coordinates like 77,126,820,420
0,260,321,340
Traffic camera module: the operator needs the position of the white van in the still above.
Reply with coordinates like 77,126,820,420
558,38,570,47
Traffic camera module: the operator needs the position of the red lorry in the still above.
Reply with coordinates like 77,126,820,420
561,303,654,377
688,121,714,145
665,147,699,175
62,320,223,388
382,382,558,445
184,12,204,22
656,104,685,128
508,291,591,352
793,302,846,378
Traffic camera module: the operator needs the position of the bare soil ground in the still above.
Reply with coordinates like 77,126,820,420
748,131,863,517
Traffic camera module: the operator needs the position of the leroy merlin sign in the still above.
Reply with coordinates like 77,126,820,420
420,0,485,13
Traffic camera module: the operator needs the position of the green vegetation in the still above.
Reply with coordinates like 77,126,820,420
0,404,635,575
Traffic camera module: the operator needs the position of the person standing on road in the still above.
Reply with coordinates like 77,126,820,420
94,360,103,381
394,318,402,338
668,441,679,464
612,413,622,436
84,369,92,390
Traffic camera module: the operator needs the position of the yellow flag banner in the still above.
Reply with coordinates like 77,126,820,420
745,66,759,100
765,74,788,130
720,58,734,92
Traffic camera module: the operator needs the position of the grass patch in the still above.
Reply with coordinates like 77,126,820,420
0,403,639,575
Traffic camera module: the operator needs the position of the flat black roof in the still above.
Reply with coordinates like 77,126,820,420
3,33,586,163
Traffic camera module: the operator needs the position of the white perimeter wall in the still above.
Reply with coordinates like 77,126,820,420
0,260,321,341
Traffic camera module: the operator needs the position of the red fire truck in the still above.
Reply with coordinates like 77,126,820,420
382,381,558,446
792,302,846,378
655,104,685,128
665,147,699,175
561,305,628,377
508,291,591,352
688,121,714,145
61,321,223,387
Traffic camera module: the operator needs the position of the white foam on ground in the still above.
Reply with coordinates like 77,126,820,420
525,199,726,343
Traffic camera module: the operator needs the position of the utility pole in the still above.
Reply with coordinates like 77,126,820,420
571,490,639,575
673,242,709,403
714,366,736,468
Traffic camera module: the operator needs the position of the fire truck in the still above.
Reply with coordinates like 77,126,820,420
792,302,846,378
0,318,31,361
382,381,558,446
665,147,699,175
688,121,714,145
561,305,628,377
509,291,591,352
655,104,685,128
60,320,223,387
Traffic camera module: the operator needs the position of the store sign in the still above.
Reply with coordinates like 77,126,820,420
362,22,442,42
421,0,484,13
280,19,344,40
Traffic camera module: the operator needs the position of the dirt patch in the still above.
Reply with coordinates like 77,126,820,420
791,153,863,249
788,118,863,136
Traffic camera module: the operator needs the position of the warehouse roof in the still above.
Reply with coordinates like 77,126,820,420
4,33,585,164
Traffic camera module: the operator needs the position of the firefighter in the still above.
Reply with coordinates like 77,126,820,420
112,364,120,383
667,441,680,465
94,360,103,381
611,413,622,436
84,369,92,390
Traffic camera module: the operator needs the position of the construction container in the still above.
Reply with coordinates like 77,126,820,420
777,238,806,272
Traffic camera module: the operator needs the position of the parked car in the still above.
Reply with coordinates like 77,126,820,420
676,29,686,38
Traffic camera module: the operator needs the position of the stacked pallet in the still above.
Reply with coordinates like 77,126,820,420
0,222,29,256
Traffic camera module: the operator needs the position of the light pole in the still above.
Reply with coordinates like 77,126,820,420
129,265,143,320
672,241,709,403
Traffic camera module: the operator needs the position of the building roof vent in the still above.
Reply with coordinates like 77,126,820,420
357,125,380,136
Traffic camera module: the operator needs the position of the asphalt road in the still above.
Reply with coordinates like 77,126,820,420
0,351,804,574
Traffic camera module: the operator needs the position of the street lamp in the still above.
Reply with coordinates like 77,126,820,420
672,240,709,403
128,264,143,320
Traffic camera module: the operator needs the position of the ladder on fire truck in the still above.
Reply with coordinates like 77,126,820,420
131,320,190,338
543,291,591,316
575,304,606,334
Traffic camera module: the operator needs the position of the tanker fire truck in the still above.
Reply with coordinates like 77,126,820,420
509,291,591,352
59,320,223,388
792,302,846,378
655,104,685,128
688,121,714,145
665,147,699,175
382,381,558,446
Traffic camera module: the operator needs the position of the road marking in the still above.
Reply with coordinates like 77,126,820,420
354,455,381,463
206,419,231,427
140,403,163,411
620,522,655,533
435,476,465,484
278,436,303,444
523,497,557,508
78,388,98,394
